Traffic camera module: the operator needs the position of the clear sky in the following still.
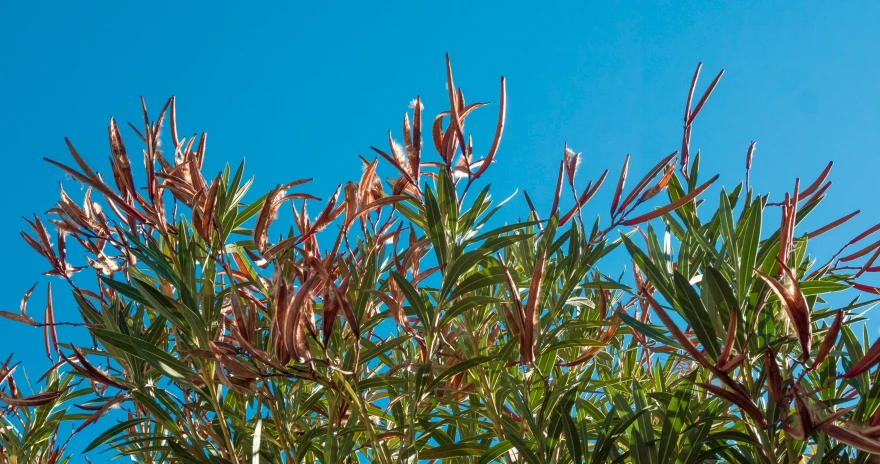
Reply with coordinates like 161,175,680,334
2,1,879,457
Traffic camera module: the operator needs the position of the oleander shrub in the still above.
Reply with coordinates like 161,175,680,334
3,57,880,463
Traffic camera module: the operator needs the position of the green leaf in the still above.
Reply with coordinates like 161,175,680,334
592,409,647,464
395,201,427,231
460,184,492,233
391,270,433,331
580,280,633,291
621,233,676,304
800,280,850,296
718,188,739,265
419,443,487,460
703,266,738,331
426,356,494,395
359,335,410,365
479,440,514,464
737,200,762,303
563,414,583,464
481,233,536,255
424,184,449,267
439,295,504,328
448,266,508,300
658,373,695,463
465,220,542,245
630,380,657,464
83,418,150,452
90,328,138,355
673,271,720,360
507,434,541,464
233,192,269,230
617,311,683,349
436,169,459,236
687,227,729,275
92,329,193,384
129,337,193,382
440,249,494,301
544,338,608,351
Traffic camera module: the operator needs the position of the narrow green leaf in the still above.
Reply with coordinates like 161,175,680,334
391,270,433,331
622,234,676,304
617,311,683,349
83,418,149,452
424,184,449,267
419,443,487,460
658,373,695,463
674,271,720,360
479,441,514,464
737,201,762,302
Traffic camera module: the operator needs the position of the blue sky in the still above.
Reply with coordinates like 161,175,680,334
2,0,880,457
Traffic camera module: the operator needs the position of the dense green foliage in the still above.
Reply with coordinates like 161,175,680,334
3,59,880,463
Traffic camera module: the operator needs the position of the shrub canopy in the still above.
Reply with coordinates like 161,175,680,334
3,58,880,463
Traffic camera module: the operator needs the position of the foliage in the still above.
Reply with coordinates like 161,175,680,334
3,57,880,463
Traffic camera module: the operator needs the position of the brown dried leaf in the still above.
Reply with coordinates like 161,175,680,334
856,247,880,279
680,63,702,171
848,222,880,247
69,347,129,390
0,389,64,407
521,250,547,365
688,68,724,124
346,195,410,226
560,170,608,226
549,161,564,218
642,291,709,367
0,311,37,326
75,394,128,433
8,282,37,322
63,138,99,181
298,185,342,245
718,305,738,368
359,158,379,210
522,191,541,226
367,287,412,338
812,309,844,370
44,158,147,223
610,155,630,217
841,335,880,378
807,210,860,239
765,349,784,402
0,364,17,398
841,238,880,263
498,256,525,337
558,346,602,367
820,422,880,454
335,285,360,340
229,326,293,375
108,118,136,203
800,161,833,198
253,186,283,253
43,282,58,361
684,63,701,124
444,54,468,167
784,390,813,440
474,77,506,180
342,182,359,228
284,276,317,362
697,382,766,429
322,286,340,344
755,262,812,362
197,174,221,242
410,98,423,156
621,174,719,226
